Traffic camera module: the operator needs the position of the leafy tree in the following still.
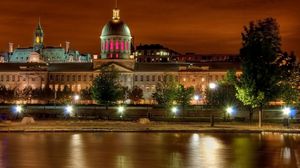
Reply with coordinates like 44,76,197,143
91,65,123,109
0,85,15,104
56,86,72,104
279,61,300,106
176,84,194,109
128,86,143,104
152,77,178,108
80,87,93,101
18,86,33,103
236,18,283,127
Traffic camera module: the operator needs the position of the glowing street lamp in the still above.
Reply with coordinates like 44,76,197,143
118,106,125,118
65,105,73,115
15,105,23,114
226,106,234,121
74,95,80,101
282,107,292,128
171,107,178,118
226,106,234,115
194,95,200,101
282,107,291,116
209,83,217,90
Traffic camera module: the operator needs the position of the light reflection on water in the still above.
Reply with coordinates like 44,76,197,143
0,133,300,168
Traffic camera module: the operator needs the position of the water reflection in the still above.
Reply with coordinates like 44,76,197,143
0,133,299,168
68,134,87,168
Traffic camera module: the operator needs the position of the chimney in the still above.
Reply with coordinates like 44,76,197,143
66,41,70,53
9,42,14,53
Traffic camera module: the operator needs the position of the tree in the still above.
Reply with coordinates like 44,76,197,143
56,86,72,104
128,86,143,104
236,18,283,127
80,87,92,100
0,85,15,104
152,77,178,108
91,65,123,109
176,84,194,110
279,62,300,105
18,86,33,103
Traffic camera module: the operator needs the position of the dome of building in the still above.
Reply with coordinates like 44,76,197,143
100,8,132,60
101,20,131,37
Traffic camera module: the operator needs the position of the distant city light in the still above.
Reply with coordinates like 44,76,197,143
209,83,217,89
194,95,200,101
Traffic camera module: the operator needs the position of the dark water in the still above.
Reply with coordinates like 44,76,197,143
0,133,300,168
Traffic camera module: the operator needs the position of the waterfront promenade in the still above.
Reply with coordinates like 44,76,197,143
1,120,300,133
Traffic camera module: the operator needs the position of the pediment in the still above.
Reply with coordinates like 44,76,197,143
95,62,133,73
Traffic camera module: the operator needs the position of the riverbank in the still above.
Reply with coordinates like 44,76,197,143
1,120,300,133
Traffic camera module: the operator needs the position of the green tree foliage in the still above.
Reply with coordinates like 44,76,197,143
0,85,15,103
152,78,178,108
236,18,285,127
128,86,143,104
80,88,93,100
56,86,72,104
176,84,194,108
91,66,123,109
280,66,300,105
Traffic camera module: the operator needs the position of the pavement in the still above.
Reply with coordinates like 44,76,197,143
1,120,300,133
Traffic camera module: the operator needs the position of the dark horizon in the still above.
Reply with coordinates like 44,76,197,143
0,0,299,58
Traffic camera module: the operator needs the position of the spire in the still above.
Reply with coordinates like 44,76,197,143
112,0,120,21
36,17,43,32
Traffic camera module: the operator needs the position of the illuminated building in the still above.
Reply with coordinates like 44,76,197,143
8,20,91,63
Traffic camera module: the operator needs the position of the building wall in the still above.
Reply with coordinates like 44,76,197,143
133,72,179,104
0,71,48,90
48,72,95,92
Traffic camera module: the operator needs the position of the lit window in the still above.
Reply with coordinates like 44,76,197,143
116,40,119,50
121,41,124,51
110,40,114,50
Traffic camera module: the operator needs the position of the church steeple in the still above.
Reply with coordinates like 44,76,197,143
33,18,44,52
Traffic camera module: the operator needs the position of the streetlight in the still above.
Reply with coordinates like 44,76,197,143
171,106,178,118
118,106,125,118
15,105,23,114
282,107,291,128
208,82,218,127
65,105,73,116
73,94,80,104
226,106,234,121
209,82,217,90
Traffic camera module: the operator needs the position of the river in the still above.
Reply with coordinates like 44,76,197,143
0,133,299,168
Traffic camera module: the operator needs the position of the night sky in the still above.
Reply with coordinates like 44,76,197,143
0,0,299,58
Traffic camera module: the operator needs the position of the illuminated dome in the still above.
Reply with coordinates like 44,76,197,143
101,20,131,37
100,8,132,59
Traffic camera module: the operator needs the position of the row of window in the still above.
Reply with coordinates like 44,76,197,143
49,74,93,82
134,75,178,82
0,75,45,82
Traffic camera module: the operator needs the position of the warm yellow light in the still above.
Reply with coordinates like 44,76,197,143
36,37,40,43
